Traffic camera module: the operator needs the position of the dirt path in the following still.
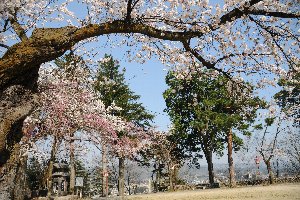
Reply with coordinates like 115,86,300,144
126,183,300,200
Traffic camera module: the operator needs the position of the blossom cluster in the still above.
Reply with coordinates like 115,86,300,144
22,60,151,159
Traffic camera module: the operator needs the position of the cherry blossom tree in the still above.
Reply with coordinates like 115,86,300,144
20,53,147,197
140,131,184,191
274,71,299,176
250,105,287,184
252,73,300,183
0,0,299,197
278,126,300,175
24,56,123,195
256,117,280,184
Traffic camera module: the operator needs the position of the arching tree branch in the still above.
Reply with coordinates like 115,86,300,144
0,0,295,91
0,20,202,90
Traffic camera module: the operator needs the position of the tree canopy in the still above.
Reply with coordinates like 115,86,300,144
95,54,154,128
163,69,265,184
164,69,264,154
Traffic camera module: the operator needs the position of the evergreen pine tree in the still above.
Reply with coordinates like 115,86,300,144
95,54,154,196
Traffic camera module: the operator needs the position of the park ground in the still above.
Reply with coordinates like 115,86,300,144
123,183,300,200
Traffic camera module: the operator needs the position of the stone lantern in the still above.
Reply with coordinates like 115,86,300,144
52,163,70,196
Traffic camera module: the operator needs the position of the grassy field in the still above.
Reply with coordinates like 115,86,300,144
125,183,300,200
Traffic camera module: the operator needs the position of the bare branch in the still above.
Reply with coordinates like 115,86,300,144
132,0,140,9
181,40,232,80
126,0,133,22
8,15,28,41
125,0,139,22
260,125,268,152
248,10,300,18
218,0,262,27
271,118,282,156
0,19,10,33
182,40,213,68
249,16,297,71
214,52,272,65
0,44,9,49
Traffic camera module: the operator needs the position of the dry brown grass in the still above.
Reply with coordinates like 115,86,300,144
125,183,300,200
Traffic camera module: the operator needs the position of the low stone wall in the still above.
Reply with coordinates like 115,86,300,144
236,176,300,186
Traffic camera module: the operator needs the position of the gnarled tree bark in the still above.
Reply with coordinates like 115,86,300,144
0,85,38,166
0,85,38,199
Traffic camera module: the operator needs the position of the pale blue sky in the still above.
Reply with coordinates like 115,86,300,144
122,59,171,131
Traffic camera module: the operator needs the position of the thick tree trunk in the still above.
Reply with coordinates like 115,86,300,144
276,159,279,178
0,144,30,200
0,27,77,90
204,150,215,186
0,85,37,199
118,157,125,198
0,85,37,166
69,138,75,194
227,129,236,187
102,144,108,197
46,159,54,196
173,166,178,189
13,156,29,200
